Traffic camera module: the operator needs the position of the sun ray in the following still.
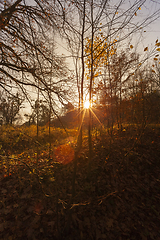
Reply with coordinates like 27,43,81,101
76,109,86,138
63,99,104,144
90,108,104,128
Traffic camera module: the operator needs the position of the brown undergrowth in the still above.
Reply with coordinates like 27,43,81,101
0,125,160,240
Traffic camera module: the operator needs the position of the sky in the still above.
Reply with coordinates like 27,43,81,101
54,0,160,59
137,1,160,47
4,0,160,124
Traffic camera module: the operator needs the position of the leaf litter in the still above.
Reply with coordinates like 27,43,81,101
0,125,160,239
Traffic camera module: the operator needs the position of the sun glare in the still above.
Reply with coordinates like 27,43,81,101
84,100,90,109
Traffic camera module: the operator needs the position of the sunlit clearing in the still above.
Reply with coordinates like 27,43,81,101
84,100,90,109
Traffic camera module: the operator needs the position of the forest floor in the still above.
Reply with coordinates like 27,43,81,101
0,124,160,240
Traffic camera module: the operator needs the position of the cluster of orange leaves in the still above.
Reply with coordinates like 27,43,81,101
84,34,117,80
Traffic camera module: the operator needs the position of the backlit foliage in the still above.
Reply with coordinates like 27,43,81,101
84,34,117,80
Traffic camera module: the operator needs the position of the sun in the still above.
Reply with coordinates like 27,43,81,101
84,100,90,109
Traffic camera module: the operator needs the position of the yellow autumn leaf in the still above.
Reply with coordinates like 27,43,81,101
116,12,118,14
156,42,160,47
152,65,155,67
154,58,158,61
156,48,160,51
130,45,133,49
152,70,155,73
156,39,158,43
144,47,148,51
94,72,99,77
138,7,141,10
135,12,137,16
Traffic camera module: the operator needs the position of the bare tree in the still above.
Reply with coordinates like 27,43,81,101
0,0,70,102
50,0,160,205
0,91,24,124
